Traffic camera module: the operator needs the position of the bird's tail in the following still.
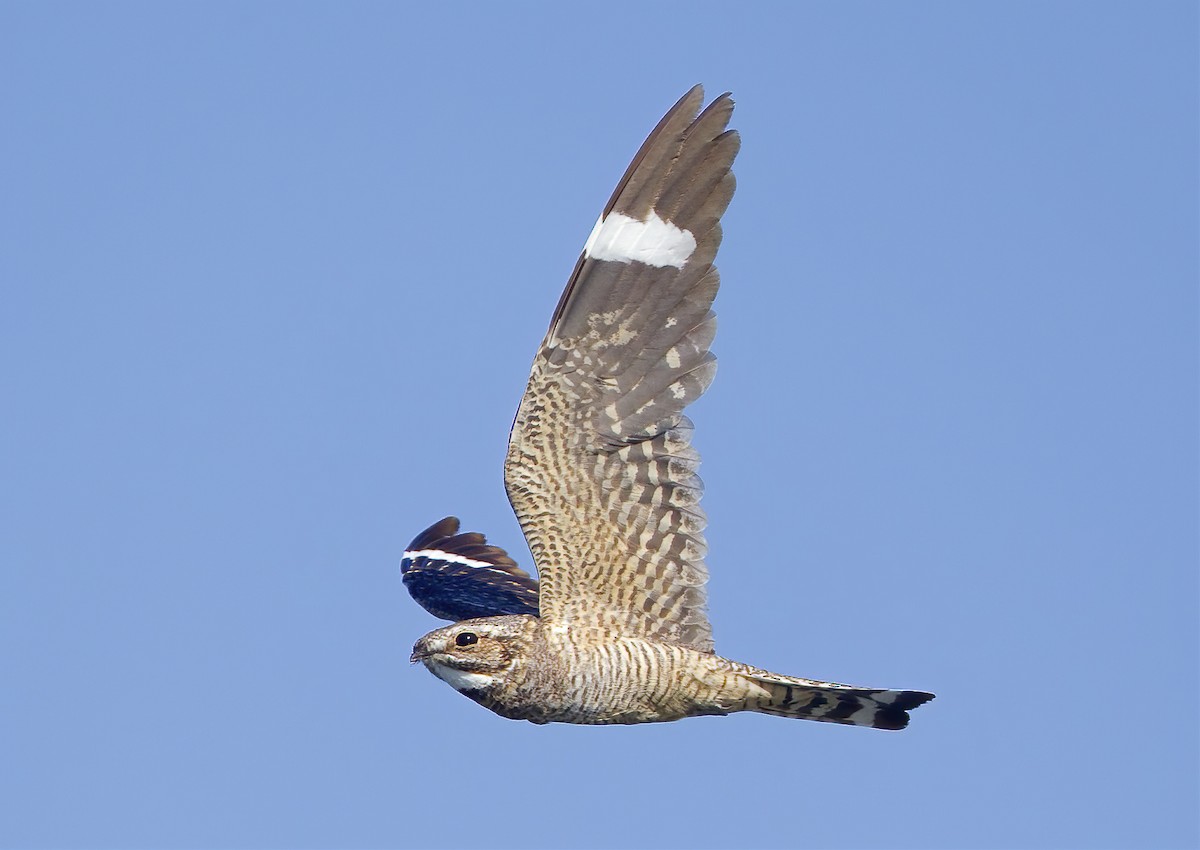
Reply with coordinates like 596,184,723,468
739,668,934,730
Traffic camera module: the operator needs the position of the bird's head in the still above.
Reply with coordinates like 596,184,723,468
410,615,536,695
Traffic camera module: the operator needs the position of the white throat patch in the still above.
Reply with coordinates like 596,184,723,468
427,661,498,693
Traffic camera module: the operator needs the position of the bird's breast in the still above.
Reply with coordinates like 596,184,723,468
523,630,700,724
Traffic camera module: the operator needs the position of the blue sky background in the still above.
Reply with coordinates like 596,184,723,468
2,3,1196,849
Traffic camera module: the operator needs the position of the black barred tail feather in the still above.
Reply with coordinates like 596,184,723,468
745,672,935,730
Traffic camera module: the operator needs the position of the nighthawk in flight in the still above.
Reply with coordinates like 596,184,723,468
401,86,934,728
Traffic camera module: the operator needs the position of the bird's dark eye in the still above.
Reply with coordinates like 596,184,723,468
455,632,478,647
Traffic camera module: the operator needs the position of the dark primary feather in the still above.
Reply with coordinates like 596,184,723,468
401,517,539,621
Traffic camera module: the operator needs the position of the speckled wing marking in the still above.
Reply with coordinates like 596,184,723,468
401,517,540,621
504,86,739,653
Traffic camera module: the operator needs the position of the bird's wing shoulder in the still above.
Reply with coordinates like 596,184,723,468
504,86,739,653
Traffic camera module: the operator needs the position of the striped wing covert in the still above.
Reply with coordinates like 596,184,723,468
401,517,540,621
504,87,739,653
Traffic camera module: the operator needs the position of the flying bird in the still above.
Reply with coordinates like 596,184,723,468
402,86,934,728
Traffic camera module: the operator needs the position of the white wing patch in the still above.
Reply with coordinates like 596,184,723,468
404,548,490,567
402,548,512,576
583,210,697,269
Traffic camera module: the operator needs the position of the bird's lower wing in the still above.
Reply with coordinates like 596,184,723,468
401,517,540,621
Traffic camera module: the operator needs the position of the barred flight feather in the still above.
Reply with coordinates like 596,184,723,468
504,86,738,654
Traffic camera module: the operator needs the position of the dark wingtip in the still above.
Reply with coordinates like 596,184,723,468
406,517,461,550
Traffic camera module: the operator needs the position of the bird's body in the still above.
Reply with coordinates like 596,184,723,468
412,616,930,728
402,86,934,729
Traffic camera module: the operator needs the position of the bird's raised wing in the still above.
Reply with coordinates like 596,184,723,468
504,87,738,653
401,517,540,621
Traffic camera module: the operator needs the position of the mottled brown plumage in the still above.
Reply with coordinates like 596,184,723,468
409,86,934,729
411,617,930,728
